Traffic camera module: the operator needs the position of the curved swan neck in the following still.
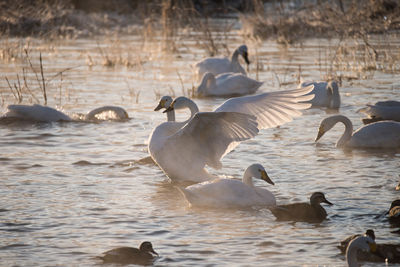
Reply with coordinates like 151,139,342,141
166,110,175,122
198,74,215,95
242,169,255,187
328,83,340,108
184,98,199,119
231,49,240,63
330,115,353,147
346,245,359,267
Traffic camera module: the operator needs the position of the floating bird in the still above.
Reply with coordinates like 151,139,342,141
345,233,377,267
178,163,276,208
99,241,158,265
193,45,250,82
1,104,128,122
269,192,333,223
387,199,400,225
300,81,340,108
148,86,313,183
315,115,400,149
339,229,400,264
196,72,263,97
358,100,400,124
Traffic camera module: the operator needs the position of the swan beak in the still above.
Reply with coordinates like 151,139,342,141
315,127,325,142
261,170,274,185
154,100,165,111
369,242,377,253
163,106,174,113
243,52,250,65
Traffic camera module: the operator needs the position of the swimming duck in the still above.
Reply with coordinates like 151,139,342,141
196,72,263,97
1,104,128,122
269,192,333,223
358,100,400,124
193,45,250,82
99,241,158,265
178,163,276,208
315,115,400,149
300,81,340,109
148,86,313,183
339,229,400,264
387,199,400,225
345,232,377,267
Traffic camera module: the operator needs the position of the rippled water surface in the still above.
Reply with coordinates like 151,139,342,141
1,32,400,266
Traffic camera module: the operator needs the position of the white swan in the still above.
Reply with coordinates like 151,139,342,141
197,72,263,97
315,115,400,148
346,235,376,267
358,100,400,124
148,86,314,183
1,104,128,122
300,81,340,108
178,163,276,208
193,45,250,82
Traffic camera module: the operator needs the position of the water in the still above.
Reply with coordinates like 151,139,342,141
0,33,399,266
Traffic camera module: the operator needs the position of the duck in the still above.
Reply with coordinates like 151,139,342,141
148,85,314,183
300,81,340,109
387,199,400,225
196,72,263,97
1,104,129,122
178,163,276,208
269,192,333,223
99,241,158,265
339,229,400,264
358,100,400,124
193,45,250,82
315,115,400,149
345,232,377,267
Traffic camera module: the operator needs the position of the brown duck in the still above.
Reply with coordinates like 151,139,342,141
270,192,333,223
99,241,158,265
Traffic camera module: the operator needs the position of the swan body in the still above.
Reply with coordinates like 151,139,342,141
300,81,340,108
197,72,263,97
315,115,400,148
179,163,276,208
1,104,128,122
270,192,333,223
100,241,158,265
358,100,400,124
346,234,377,267
193,45,250,82
149,86,314,183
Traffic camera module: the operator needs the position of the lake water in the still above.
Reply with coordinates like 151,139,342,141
1,30,399,266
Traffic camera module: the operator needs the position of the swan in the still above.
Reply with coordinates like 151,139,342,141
148,85,314,183
358,100,400,124
269,192,333,223
178,163,276,208
99,241,158,265
315,115,400,149
193,45,250,82
300,81,340,108
345,233,377,267
1,104,128,122
196,72,263,97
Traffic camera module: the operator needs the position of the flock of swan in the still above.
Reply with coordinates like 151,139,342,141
2,44,400,266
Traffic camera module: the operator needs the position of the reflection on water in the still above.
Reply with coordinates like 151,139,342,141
0,34,399,266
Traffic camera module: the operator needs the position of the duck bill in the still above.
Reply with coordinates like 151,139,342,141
261,171,274,185
243,52,250,65
315,129,325,142
154,103,163,111
324,199,333,206
151,249,159,256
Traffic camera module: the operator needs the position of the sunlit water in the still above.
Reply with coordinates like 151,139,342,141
1,31,399,266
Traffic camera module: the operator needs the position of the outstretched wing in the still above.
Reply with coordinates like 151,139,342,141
215,86,314,129
170,112,258,169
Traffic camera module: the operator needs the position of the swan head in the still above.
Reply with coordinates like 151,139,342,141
315,116,337,142
245,163,274,185
310,192,333,206
163,96,189,112
327,81,340,109
238,45,250,65
139,241,158,256
154,96,173,111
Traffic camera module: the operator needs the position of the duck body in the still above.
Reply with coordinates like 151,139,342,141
193,45,250,82
100,242,158,266
197,72,263,97
359,100,400,124
388,199,400,225
300,81,340,108
346,235,377,267
270,192,332,223
316,115,400,149
179,163,276,208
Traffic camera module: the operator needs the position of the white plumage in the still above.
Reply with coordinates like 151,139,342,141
148,86,314,183
193,45,250,82
346,235,376,267
179,163,276,208
358,100,400,124
300,81,340,108
196,72,263,97
315,115,400,148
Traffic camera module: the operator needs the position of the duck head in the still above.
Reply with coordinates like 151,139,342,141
310,192,333,206
139,241,159,256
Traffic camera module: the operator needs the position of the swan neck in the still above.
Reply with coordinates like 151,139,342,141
242,169,254,187
231,49,240,63
328,86,341,109
335,115,353,147
186,99,199,119
166,110,175,122
198,75,215,94
346,246,358,267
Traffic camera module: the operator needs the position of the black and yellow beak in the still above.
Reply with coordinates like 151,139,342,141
315,127,325,142
260,170,274,185
154,100,165,111
243,51,250,65
163,101,175,113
